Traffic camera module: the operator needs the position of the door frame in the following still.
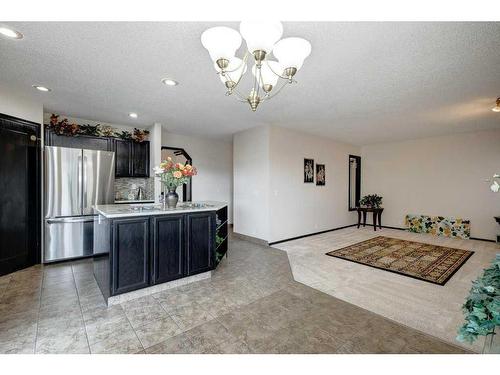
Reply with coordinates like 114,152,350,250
0,113,42,269
161,146,192,202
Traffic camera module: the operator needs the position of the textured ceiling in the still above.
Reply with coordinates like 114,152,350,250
1,22,499,145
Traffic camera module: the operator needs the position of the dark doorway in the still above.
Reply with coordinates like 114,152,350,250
348,155,361,211
0,113,41,276
161,146,193,202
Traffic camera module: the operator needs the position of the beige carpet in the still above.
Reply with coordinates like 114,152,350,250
272,227,499,352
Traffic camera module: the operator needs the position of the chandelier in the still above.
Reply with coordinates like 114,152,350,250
201,22,311,112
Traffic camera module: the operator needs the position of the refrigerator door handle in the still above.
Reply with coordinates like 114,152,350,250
47,216,95,224
82,153,87,214
77,152,83,215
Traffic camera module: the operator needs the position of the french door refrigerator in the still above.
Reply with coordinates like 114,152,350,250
44,146,115,262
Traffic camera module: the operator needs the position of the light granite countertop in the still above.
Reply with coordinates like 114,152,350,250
94,201,227,218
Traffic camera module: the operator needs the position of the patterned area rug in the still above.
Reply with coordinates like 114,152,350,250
325,236,474,285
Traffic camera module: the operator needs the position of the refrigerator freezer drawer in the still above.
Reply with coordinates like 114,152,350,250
44,216,95,262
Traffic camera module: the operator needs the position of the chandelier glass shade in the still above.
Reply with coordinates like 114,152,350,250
200,21,312,111
201,26,242,61
492,97,500,113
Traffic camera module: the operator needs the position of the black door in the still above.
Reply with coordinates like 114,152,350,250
111,217,150,295
114,139,132,177
151,215,184,284
0,114,41,276
132,141,150,177
186,212,215,276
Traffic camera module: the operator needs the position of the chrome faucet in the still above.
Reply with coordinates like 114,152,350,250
136,186,145,201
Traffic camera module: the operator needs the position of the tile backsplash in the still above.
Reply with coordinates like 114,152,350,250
115,177,155,201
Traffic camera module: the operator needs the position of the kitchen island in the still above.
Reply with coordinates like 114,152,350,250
93,201,228,305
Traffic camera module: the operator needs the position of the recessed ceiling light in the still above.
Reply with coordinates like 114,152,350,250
0,26,23,39
161,78,178,86
32,85,51,92
129,112,138,118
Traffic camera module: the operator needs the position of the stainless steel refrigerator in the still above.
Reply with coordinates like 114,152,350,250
44,146,115,262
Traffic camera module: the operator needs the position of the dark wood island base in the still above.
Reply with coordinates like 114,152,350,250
93,202,228,305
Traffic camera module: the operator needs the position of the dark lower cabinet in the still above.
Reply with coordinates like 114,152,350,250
186,212,215,276
151,214,184,284
111,217,150,295
98,211,218,298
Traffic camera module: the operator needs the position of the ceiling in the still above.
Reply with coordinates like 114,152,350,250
1,22,499,145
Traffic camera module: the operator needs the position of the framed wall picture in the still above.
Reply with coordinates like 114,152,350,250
316,164,325,186
304,158,314,183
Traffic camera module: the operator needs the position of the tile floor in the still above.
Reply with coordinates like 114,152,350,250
0,233,469,354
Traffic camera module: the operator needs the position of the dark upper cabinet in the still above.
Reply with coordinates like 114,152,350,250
111,217,150,295
185,212,215,276
114,139,132,177
45,130,111,151
44,130,150,178
151,215,184,285
112,139,150,178
131,141,150,177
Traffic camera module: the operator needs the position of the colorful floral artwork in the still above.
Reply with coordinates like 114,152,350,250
316,164,325,186
405,214,471,239
304,158,314,183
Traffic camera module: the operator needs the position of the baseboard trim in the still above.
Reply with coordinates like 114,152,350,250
267,223,498,245
268,224,357,246
470,237,497,243
361,224,407,231
232,232,269,247
363,224,497,243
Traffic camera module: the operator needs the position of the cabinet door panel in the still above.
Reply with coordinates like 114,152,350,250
45,131,110,151
132,141,150,177
111,217,149,295
114,139,132,177
186,213,215,276
151,215,184,284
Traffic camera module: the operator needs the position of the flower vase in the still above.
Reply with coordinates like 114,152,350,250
164,186,179,209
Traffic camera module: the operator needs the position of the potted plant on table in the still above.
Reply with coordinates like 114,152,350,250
153,157,197,209
359,194,383,208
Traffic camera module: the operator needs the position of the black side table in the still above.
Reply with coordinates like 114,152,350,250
357,207,384,231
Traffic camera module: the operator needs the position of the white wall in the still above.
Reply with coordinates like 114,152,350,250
162,129,233,223
233,126,270,240
150,123,162,203
233,125,360,243
0,89,43,124
361,129,500,240
268,126,360,243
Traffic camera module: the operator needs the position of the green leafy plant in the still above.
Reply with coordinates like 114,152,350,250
457,254,500,344
216,233,225,248
116,130,133,140
79,124,101,136
359,194,383,208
